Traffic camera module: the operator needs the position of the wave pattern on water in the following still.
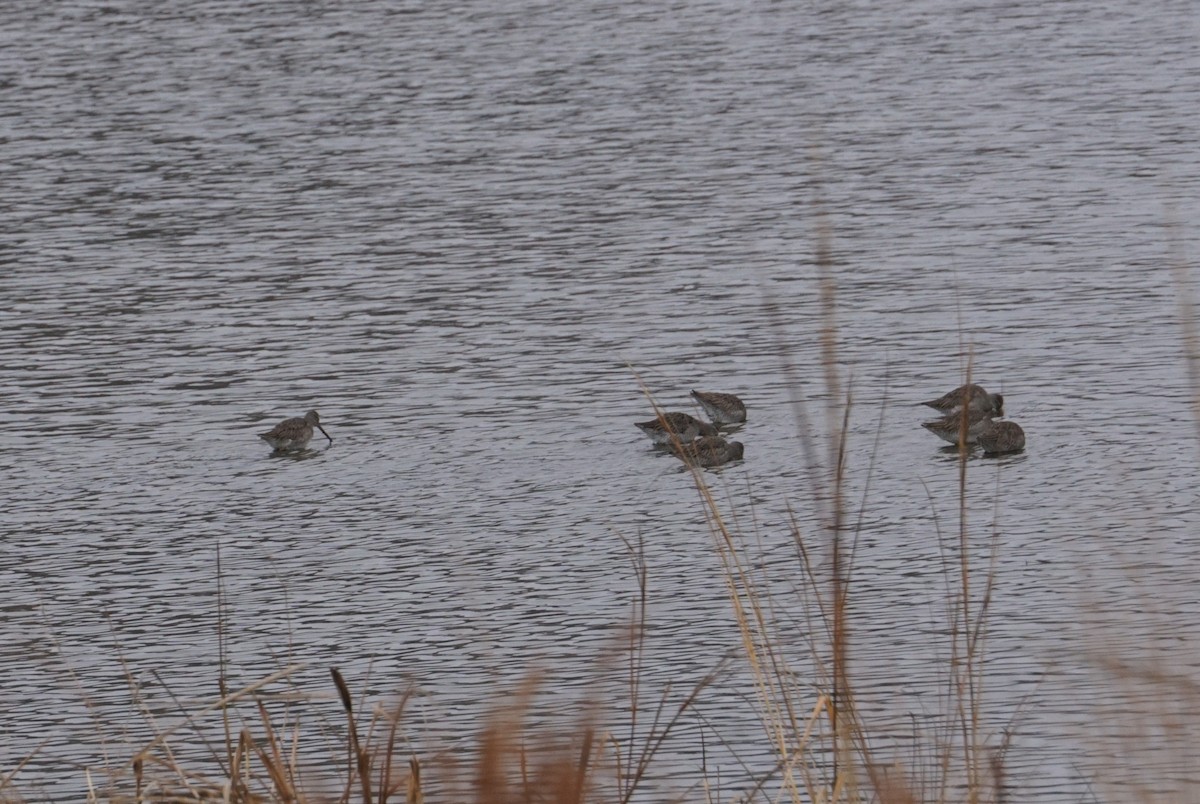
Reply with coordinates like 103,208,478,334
3,0,1200,799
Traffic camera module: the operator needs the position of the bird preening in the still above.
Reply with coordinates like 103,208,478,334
919,383,1024,454
636,390,747,468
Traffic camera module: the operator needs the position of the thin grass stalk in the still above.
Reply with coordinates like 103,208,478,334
0,741,46,796
816,226,857,800
243,731,295,802
760,291,836,554
41,624,120,781
714,453,844,797
954,365,983,801
628,369,796,782
217,538,234,781
520,738,532,798
691,467,820,802
614,528,649,802
149,668,229,775
229,728,247,802
406,756,422,804
109,627,200,796
256,700,298,801
626,384,786,799
1166,214,1200,442
331,667,372,804
838,379,904,801
377,690,413,804
676,303,835,801
689,475,792,782
920,485,958,804
990,728,1012,804
129,663,305,786
630,675,720,804
830,392,854,800
288,719,302,797
573,726,594,803
614,514,727,802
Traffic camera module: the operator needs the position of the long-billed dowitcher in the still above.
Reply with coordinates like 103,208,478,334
921,383,1004,417
921,409,994,446
259,410,333,452
978,419,1026,455
690,390,747,425
671,436,745,468
635,411,717,445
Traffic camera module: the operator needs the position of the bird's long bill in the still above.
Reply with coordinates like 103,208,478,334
317,424,333,443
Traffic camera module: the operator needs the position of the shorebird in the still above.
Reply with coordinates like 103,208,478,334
921,383,1004,417
259,410,333,452
978,420,1026,455
671,436,745,468
635,411,717,445
921,409,994,446
690,390,747,425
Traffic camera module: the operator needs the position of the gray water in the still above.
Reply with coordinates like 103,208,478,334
4,0,1200,799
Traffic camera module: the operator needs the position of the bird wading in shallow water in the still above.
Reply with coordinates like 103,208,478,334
259,410,333,452
921,408,994,446
689,390,747,426
671,436,745,468
635,411,717,445
978,419,1026,455
921,383,1004,417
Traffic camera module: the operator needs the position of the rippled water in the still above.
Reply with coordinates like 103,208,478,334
4,0,1200,799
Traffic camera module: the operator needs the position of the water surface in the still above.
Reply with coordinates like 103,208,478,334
4,0,1200,798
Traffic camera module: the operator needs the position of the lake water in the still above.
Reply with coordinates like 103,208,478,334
4,0,1200,799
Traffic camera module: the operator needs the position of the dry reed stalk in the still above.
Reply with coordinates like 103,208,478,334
676,203,1011,802
217,538,234,785
129,664,307,767
375,691,414,803
676,438,832,801
330,667,372,804
0,742,48,798
607,529,718,804
632,372,821,800
471,671,607,804
405,756,422,804
1166,205,1200,442
252,702,299,801
953,359,981,802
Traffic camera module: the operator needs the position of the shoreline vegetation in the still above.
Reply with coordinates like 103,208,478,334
8,252,1200,803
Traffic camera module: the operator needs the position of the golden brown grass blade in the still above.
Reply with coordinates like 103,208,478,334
330,667,372,804
405,756,423,804
377,691,413,804
130,664,306,765
0,740,48,795
254,701,298,801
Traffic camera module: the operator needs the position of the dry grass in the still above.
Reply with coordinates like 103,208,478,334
2,533,715,803
10,231,1200,803
656,211,1011,803
8,315,1010,803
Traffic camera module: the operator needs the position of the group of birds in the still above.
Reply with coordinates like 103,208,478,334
255,383,1024,461
919,383,1026,454
635,390,747,468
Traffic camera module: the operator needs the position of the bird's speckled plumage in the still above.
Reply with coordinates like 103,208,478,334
921,409,994,445
635,411,717,445
671,436,745,468
690,390,747,425
922,383,1004,417
978,420,1026,455
259,410,333,451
